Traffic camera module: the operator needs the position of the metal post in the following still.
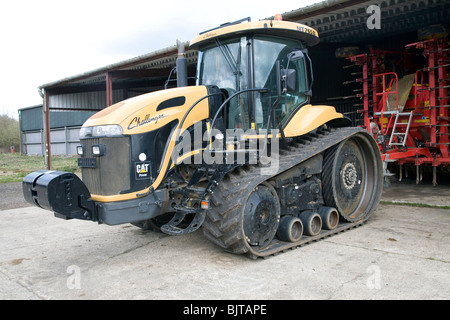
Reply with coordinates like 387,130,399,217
18,109,23,155
437,39,449,158
428,44,436,145
106,72,113,107
362,58,370,131
43,89,52,170
176,40,188,87
65,126,69,156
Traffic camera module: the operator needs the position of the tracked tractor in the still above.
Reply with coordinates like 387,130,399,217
23,17,383,258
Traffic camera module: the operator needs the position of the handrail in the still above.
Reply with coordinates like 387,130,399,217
173,91,226,145
207,87,270,143
375,72,398,135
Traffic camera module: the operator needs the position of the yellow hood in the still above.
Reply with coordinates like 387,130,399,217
82,86,210,135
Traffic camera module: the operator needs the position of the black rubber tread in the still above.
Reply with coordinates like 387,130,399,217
202,126,383,258
203,167,253,255
322,144,339,216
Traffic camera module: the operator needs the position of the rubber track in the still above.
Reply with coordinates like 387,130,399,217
202,126,374,259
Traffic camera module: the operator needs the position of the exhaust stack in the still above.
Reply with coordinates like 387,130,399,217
176,40,188,87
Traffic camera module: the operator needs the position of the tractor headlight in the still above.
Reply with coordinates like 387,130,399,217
80,125,123,139
92,144,106,157
76,145,84,156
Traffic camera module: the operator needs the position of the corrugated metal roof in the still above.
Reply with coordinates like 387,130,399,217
39,0,448,90
281,0,449,43
39,42,197,89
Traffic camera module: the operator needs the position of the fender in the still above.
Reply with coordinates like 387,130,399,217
283,104,347,137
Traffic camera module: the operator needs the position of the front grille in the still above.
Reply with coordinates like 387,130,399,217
80,137,131,196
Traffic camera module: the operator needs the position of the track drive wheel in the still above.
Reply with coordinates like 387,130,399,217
243,182,281,250
322,133,383,222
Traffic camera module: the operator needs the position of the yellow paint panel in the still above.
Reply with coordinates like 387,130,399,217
87,86,211,203
283,104,343,137
83,86,209,135
190,20,319,48
414,117,430,124
170,149,204,168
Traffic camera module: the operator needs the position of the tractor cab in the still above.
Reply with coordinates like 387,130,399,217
190,17,319,132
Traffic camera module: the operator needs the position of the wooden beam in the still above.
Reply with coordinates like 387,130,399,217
108,68,174,80
106,72,113,107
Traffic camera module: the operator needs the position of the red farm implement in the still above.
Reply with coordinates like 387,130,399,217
344,36,449,185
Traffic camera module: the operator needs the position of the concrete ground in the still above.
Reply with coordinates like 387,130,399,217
0,178,449,300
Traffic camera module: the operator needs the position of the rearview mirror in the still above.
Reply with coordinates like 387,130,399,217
281,69,296,92
288,50,304,61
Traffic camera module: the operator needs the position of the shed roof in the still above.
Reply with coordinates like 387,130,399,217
280,0,449,43
39,42,197,91
39,0,448,91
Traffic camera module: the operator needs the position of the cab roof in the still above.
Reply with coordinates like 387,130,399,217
189,19,320,49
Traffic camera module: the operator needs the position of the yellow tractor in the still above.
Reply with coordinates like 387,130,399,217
23,17,383,258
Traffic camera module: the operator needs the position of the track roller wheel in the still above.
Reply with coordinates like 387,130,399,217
277,216,303,242
299,211,322,236
318,207,339,230
322,133,383,222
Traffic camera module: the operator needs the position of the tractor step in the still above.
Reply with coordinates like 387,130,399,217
160,206,206,236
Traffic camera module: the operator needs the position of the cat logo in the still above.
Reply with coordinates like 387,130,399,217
135,162,151,180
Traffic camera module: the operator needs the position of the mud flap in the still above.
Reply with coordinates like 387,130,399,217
22,170,97,221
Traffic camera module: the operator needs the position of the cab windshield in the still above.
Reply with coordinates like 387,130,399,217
198,37,248,92
198,37,249,129
198,35,309,130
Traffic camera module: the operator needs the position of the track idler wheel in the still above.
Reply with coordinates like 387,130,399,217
277,216,303,242
299,211,322,236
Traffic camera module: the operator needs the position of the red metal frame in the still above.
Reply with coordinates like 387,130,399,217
374,72,399,135
346,38,450,185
